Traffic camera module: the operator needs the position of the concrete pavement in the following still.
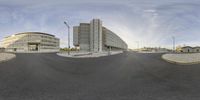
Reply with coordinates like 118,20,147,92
162,53,200,65
0,53,16,63
0,52,200,100
57,51,123,58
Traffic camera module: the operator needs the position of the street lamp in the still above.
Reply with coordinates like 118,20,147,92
172,36,175,52
135,41,139,51
64,21,70,55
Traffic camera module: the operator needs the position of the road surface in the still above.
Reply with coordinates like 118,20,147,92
0,52,200,100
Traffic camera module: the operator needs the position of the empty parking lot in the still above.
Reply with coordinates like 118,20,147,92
0,52,200,100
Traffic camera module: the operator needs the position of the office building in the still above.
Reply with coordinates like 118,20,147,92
2,32,60,52
73,19,128,52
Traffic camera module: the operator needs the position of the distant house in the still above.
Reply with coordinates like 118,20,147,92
193,47,200,52
179,46,200,53
181,46,193,53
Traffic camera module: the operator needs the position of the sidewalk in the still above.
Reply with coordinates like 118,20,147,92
57,51,123,58
0,53,16,63
162,53,200,65
138,51,168,53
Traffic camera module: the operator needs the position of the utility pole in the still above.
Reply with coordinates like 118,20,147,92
172,36,175,52
64,21,70,55
135,41,139,51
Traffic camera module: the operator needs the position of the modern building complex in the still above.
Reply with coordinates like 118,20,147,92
73,19,128,52
2,32,60,52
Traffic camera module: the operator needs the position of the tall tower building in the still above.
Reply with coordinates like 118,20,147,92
90,19,102,52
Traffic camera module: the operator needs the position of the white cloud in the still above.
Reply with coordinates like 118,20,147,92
144,9,156,13
0,0,200,49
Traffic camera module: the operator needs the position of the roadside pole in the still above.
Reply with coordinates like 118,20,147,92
64,21,70,55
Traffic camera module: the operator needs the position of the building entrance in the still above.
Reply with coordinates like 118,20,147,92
28,43,39,51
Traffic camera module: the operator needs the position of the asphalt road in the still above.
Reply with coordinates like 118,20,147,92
1,51,200,100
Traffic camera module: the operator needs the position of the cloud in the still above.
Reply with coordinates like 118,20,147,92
0,0,200,48
144,9,156,13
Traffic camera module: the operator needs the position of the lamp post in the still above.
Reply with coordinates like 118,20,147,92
135,41,139,51
172,36,175,52
64,21,70,55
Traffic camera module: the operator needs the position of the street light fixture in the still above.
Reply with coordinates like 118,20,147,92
64,21,70,55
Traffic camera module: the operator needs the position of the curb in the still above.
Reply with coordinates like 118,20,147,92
11,52,59,54
0,53,16,63
57,52,123,58
161,55,200,65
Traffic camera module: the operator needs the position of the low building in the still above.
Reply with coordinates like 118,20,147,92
193,47,200,52
73,19,128,52
2,32,60,52
179,46,200,53
181,46,193,53
140,47,169,53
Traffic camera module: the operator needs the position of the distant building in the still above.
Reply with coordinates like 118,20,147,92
140,47,169,53
193,47,200,52
73,19,128,52
2,32,60,52
0,48,5,52
181,46,193,53
178,46,200,53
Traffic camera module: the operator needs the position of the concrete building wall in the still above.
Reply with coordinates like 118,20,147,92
90,19,102,52
103,27,127,50
79,23,90,51
2,32,60,52
73,19,128,52
73,26,79,46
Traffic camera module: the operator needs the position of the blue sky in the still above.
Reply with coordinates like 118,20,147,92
0,0,200,49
